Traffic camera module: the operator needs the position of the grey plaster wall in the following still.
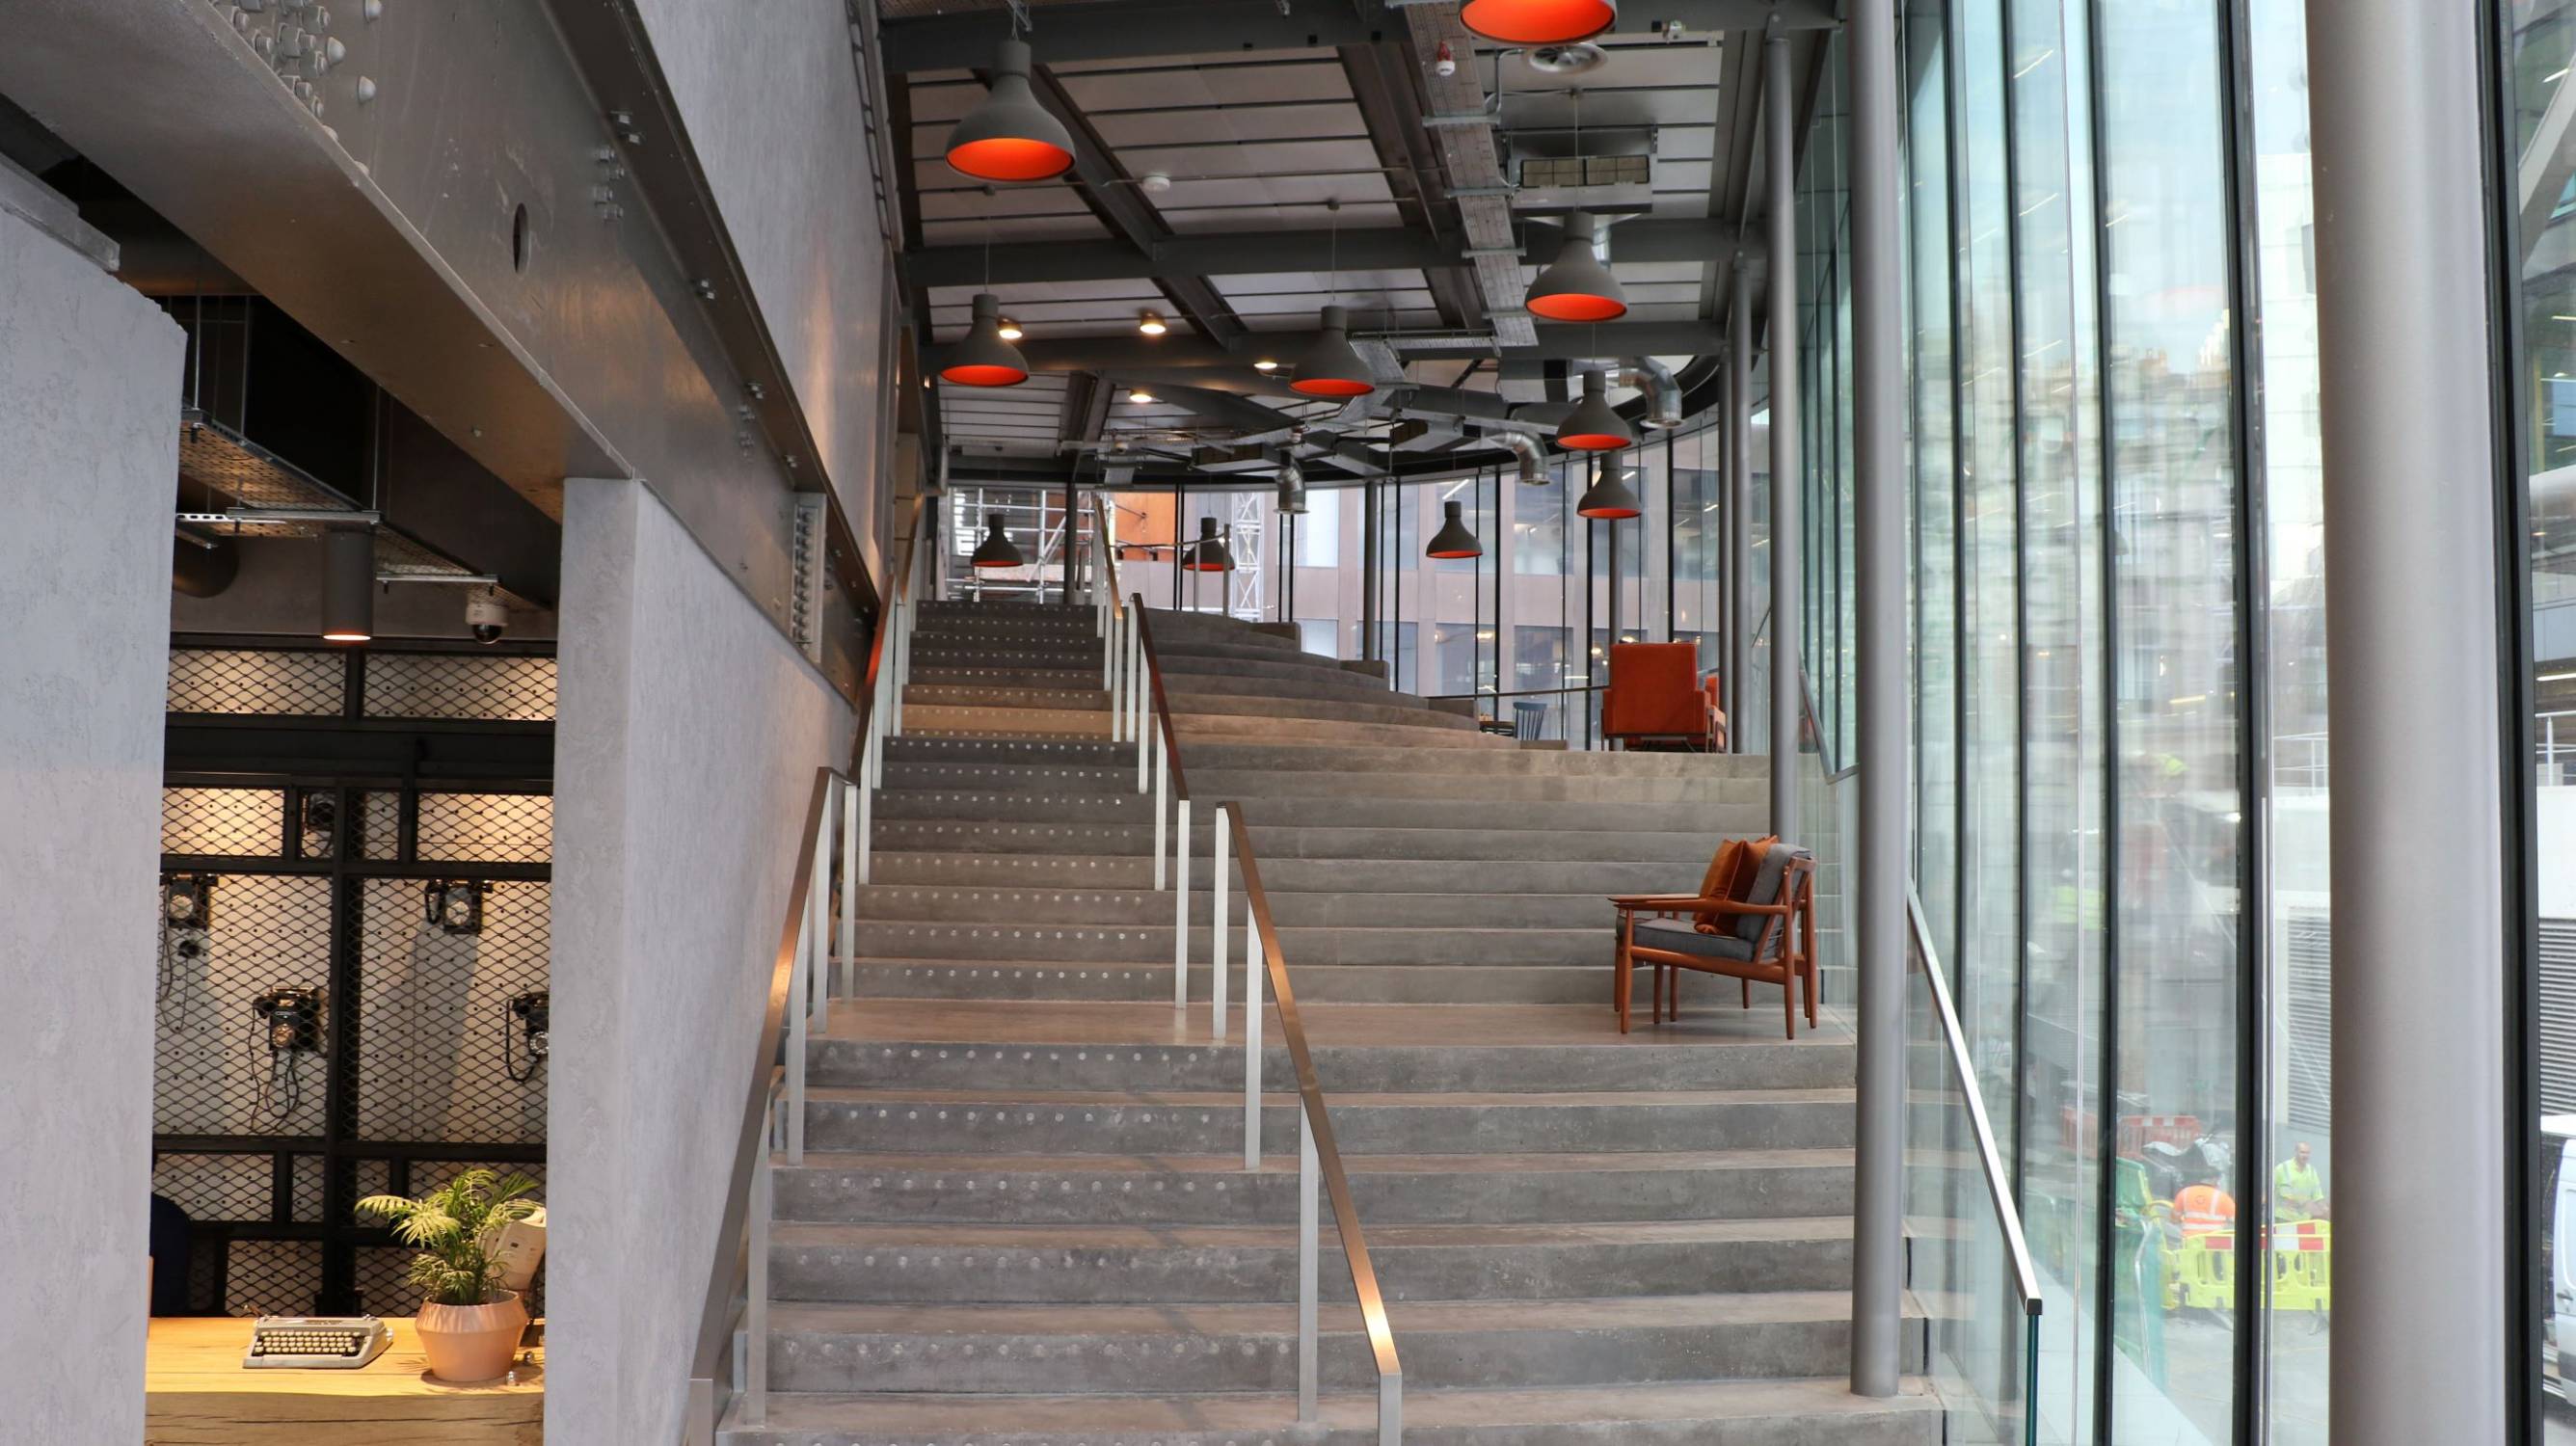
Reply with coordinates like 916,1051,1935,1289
0,202,187,1439
546,478,855,1445
634,0,892,580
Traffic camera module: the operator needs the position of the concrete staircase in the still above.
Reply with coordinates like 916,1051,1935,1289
719,600,1937,1444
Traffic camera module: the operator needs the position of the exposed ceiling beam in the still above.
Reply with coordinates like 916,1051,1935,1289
908,218,1759,289
1022,60,1244,347
986,319,1728,372
1057,371,1111,447
1338,40,1483,334
882,0,1838,73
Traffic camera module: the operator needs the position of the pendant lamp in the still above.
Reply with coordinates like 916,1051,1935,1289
1576,457,1643,520
1557,369,1634,452
320,526,375,643
942,293,1030,388
1291,305,1376,397
1186,516,1234,572
1276,456,1307,515
971,513,1025,569
1525,212,1627,322
1425,498,1483,559
1461,0,1617,44
946,37,1075,182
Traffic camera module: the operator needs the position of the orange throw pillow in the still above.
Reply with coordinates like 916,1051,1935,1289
1694,834,1777,932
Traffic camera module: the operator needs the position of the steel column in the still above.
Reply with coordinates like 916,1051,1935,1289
1730,265,1754,754
1765,33,1803,838
1846,0,1906,1400
2307,0,2509,1439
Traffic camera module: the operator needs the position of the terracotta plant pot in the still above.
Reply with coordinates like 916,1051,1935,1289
416,1290,527,1383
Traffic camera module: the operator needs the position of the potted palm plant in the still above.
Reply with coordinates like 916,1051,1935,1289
357,1168,540,1382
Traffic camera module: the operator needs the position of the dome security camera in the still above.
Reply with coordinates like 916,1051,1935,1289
466,588,509,645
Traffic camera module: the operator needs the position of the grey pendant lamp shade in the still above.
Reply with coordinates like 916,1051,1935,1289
1186,515,1233,572
1425,498,1482,558
945,37,1076,182
1556,368,1635,452
320,526,374,642
1576,455,1643,520
1525,213,1627,322
1276,456,1307,514
971,513,1024,568
942,293,1031,387
1291,305,1376,397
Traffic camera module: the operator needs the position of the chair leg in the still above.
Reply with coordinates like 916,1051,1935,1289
1804,953,1819,1027
1740,977,1750,1010
1615,918,1634,1034
1782,965,1796,1040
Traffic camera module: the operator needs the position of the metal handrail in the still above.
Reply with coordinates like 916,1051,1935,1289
1905,888,2043,1318
1220,800,1404,1440
1129,593,1192,802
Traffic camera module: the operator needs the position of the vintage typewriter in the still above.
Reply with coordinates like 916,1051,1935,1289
241,1316,393,1369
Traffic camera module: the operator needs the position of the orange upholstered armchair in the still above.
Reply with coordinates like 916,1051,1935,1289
1600,643,1726,751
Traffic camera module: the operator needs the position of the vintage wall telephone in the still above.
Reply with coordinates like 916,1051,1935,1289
503,990,550,1083
425,879,485,934
158,873,214,1005
252,986,323,1121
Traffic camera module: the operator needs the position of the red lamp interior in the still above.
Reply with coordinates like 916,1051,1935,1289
947,137,1075,183
1575,502,1642,520
1526,291,1629,323
1426,547,1482,559
1290,377,1376,397
1558,432,1632,451
972,556,1020,569
941,362,1030,388
1460,0,1617,43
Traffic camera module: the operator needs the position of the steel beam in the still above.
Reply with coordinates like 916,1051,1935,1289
1764,33,1800,842
2307,0,2510,1439
981,320,1727,374
1340,41,1485,334
1844,0,1903,1400
882,0,1838,73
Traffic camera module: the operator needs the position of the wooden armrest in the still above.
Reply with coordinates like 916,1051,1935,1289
1609,894,1724,909
1698,898,1790,916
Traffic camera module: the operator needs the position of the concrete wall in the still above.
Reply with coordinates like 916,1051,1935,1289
0,201,187,1439
546,478,855,1445
635,0,892,580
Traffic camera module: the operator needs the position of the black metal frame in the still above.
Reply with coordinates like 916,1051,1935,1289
156,637,552,1317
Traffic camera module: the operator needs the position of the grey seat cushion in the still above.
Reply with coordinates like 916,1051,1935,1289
1731,846,1798,945
1634,918,1758,961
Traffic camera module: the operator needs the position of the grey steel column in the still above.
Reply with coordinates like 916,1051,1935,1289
2307,0,2509,1441
1728,264,1753,754
1765,32,1802,840
1846,0,1904,1400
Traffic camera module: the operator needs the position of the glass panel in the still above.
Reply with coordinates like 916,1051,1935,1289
2096,0,2243,1435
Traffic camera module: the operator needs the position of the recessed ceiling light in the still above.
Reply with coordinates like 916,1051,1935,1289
996,317,1024,341
1253,359,1279,372
1128,387,1157,404
1138,310,1168,336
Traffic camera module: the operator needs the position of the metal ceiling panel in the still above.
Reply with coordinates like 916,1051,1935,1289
1091,102,1361,147
1053,60,1352,112
1114,137,1387,180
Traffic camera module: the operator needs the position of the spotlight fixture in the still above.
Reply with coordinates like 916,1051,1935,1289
1556,369,1635,452
1291,305,1376,397
945,36,1075,182
424,879,486,935
1461,0,1617,44
996,317,1025,341
1426,498,1483,558
1185,516,1234,572
971,513,1025,569
1127,387,1158,404
1253,359,1279,372
942,292,1031,388
1576,455,1644,519
1138,310,1168,336
1525,212,1627,322
1276,456,1307,514
320,526,375,643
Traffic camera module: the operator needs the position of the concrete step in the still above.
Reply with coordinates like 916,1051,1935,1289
767,1217,1853,1304
880,760,1135,793
721,1379,1945,1446
1156,650,1400,688
852,883,1622,931
1173,714,1517,749
840,960,1654,1005
849,920,1614,968
801,1085,1857,1157
755,1292,1911,1394
862,852,1708,895
863,818,1715,865
904,683,1477,732
885,736,1129,768
1183,739,1770,781
902,703,1114,737
773,1147,1856,1227
1192,765,1762,806
867,850,1161,889
914,662,1408,704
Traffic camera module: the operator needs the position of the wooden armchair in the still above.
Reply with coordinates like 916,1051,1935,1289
1610,847,1817,1038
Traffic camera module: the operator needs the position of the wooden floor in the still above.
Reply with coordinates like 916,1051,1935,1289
146,1317,540,1445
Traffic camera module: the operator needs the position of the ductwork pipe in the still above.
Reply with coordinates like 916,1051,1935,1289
1484,428,1547,486
1618,357,1683,429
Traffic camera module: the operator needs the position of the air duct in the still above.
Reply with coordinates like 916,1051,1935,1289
1276,455,1307,514
320,526,375,642
1486,428,1547,486
173,530,239,598
1617,358,1683,429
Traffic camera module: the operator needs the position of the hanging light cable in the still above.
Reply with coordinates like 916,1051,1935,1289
946,32,1076,182
1293,201,1376,397
943,217,1031,387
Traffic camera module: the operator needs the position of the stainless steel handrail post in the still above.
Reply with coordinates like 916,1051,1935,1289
1172,796,1191,1005
838,779,857,998
743,1083,775,1426
786,874,810,1165
1213,810,1230,1037
1244,857,1263,1171
1152,718,1168,889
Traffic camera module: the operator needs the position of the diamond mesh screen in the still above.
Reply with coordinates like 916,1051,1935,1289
167,649,346,715
362,791,402,859
154,873,334,1138
364,655,556,721
152,1151,328,1224
356,880,550,1144
163,787,286,857
414,793,553,865
220,1240,327,1318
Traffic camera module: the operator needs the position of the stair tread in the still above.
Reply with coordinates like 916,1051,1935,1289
766,1290,1877,1336
816,1001,1850,1050
770,1217,1852,1248
742,1378,1943,1431
780,1146,1851,1174
808,1084,1856,1108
